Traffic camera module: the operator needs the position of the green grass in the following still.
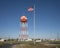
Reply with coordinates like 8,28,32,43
0,41,19,46
0,41,60,48
0,42,5,46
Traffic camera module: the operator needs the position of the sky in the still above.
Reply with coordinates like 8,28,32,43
0,0,60,39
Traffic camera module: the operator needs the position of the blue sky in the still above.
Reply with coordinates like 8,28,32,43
0,0,60,39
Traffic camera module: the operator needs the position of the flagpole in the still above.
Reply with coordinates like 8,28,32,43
34,4,35,45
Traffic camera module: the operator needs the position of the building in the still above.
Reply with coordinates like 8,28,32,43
0,38,5,42
25,38,32,41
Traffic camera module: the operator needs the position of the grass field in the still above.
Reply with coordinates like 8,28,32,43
15,41,60,48
0,41,60,48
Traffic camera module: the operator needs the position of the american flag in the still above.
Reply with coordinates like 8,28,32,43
28,7,34,11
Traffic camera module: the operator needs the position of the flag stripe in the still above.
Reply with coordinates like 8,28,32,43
28,7,34,11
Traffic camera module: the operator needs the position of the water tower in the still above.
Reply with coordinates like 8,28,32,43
19,16,28,41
